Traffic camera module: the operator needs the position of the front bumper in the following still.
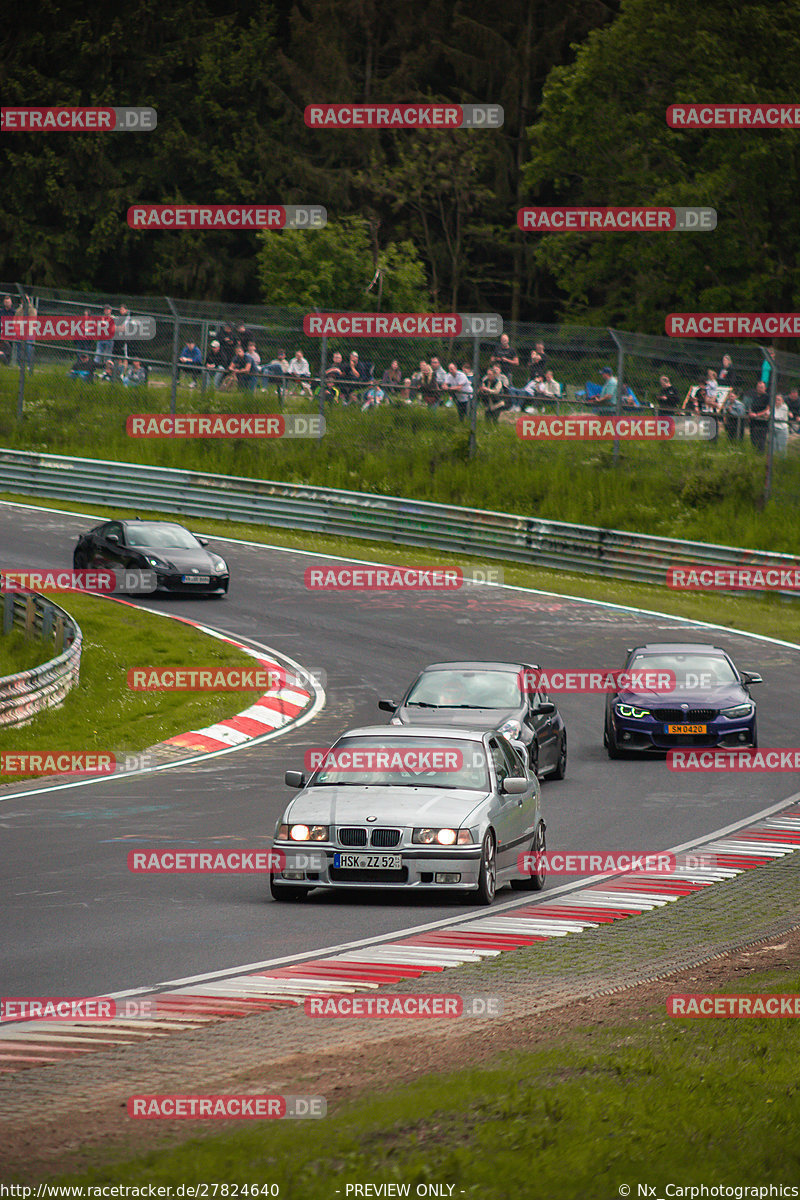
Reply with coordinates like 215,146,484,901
610,713,756,751
154,572,229,594
271,844,483,891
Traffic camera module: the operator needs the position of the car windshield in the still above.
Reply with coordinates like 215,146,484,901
406,670,521,709
630,653,738,688
309,737,490,790
125,524,200,550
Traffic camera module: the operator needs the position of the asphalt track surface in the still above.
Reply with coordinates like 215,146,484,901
2,501,799,1000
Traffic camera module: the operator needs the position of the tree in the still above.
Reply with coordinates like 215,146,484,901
257,215,430,311
522,0,800,331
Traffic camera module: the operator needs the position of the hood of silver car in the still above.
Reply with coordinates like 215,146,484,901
286,784,489,829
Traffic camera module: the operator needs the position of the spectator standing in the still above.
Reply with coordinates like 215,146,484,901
417,362,440,407
205,340,229,389
429,356,447,388
749,382,770,452
527,342,548,380
381,360,403,394
490,334,519,383
761,349,775,389
73,309,95,354
786,385,800,429
702,369,719,412
218,323,237,363
94,304,115,365
178,340,203,386
480,364,507,422
592,366,617,407
341,350,368,404
718,354,735,388
722,391,746,443
773,394,790,454
114,304,133,360
245,341,262,391
0,296,14,366
288,348,312,396
442,362,471,421
14,294,37,372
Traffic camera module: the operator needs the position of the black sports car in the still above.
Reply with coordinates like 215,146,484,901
73,519,229,595
379,660,567,780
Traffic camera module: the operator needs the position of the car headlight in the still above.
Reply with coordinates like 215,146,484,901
286,823,329,841
721,703,754,718
616,703,651,718
146,555,167,569
211,556,228,573
390,716,403,725
412,827,467,846
498,718,521,739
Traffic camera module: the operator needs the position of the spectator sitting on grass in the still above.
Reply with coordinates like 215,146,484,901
205,340,229,389
480,364,508,422
361,382,386,410
68,352,95,380
122,359,147,387
228,345,253,390
98,358,123,384
656,374,680,412
288,348,312,396
178,340,202,387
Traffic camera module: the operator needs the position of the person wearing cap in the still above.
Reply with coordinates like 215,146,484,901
591,365,618,408
205,339,229,389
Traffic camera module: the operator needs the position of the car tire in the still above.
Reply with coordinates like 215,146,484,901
751,720,758,749
605,714,623,759
511,821,547,891
551,732,567,780
269,876,308,902
475,831,497,905
529,740,540,776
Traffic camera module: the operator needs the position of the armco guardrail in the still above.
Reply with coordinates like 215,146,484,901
0,447,797,589
0,591,82,727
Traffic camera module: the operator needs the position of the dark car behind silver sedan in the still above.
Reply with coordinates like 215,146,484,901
379,660,567,780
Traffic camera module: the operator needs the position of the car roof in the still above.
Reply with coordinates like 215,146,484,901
338,725,490,743
417,661,537,673
120,519,186,528
630,643,728,655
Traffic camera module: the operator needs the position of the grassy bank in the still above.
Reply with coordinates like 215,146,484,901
2,368,800,554
0,593,276,783
0,627,54,675
43,962,800,1193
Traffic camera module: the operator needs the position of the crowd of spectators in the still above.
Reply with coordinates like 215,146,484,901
2,296,798,452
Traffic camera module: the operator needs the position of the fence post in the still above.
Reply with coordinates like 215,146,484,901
199,318,209,395
609,328,625,466
166,296,180,415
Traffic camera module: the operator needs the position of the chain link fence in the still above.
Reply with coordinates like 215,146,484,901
1,282,798,504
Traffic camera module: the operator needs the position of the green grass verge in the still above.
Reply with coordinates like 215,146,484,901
3,367,800,553
0,593,276,784
3,491,798,648
0,627,54,675
43,963,800,1192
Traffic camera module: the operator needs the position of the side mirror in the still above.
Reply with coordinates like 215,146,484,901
105,533,120,544
284,770,305,788
192,534,210,546
536,702,556,715
741,672,763,686
378,698,396,713
502,776,529,795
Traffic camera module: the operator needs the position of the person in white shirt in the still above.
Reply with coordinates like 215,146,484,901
773,394,790,454
442,362,471,421
288,349,312,396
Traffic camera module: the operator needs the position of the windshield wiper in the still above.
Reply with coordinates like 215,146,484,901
407,701,438,708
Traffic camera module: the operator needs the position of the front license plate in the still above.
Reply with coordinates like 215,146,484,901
667,724,707,734
334,853,402,869
182,575,211,583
